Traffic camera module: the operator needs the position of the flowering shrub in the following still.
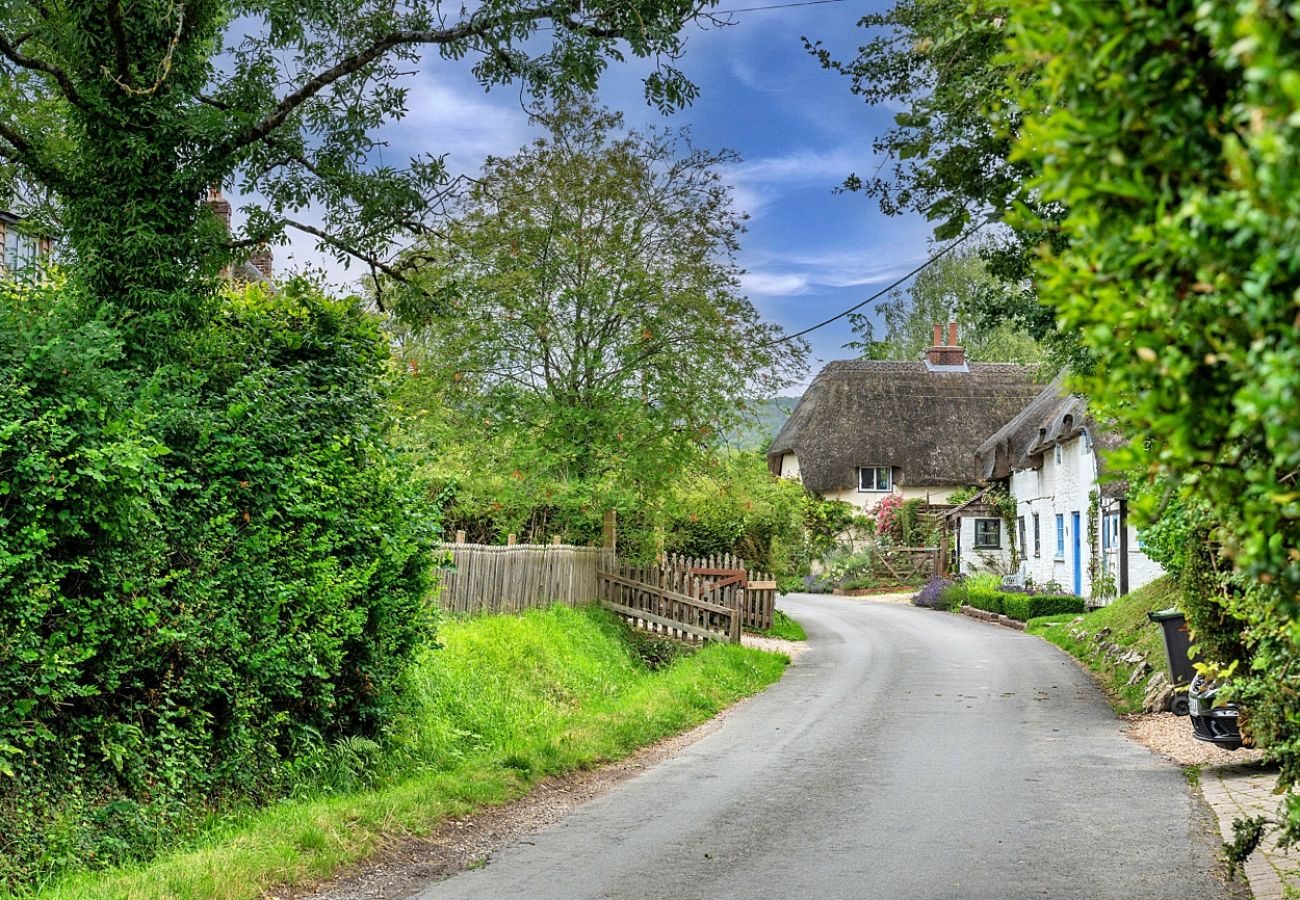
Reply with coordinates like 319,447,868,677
874,494,904,541
913,577,952,608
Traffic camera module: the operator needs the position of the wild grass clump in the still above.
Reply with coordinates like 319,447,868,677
36,605,787,900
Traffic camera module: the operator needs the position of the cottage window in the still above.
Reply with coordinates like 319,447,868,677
1018,516,1026,558
1054,444,1063,465
3,227,37,274
1103,513,1120,550
1055,513,1065,559
974,519,1001,549
1033,513,1041,557
858,466,892,492
1082,430,1092,455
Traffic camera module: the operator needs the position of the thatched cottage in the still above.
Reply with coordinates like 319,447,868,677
767,325,1042,511
960,376,1164,600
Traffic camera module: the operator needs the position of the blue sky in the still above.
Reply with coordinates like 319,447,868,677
263,0,933,389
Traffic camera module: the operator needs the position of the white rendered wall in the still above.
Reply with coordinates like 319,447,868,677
825,483,958,512
953,514,1012,575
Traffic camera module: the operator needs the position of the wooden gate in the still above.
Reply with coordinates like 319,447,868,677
875,546,941,585
597,553,777,643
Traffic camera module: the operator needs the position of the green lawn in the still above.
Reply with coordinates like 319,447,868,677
1027,576,1179,713
33,606,787,900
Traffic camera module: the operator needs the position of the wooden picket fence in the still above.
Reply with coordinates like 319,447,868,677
434,542,613,614
597,552,777,644
434,533,778,646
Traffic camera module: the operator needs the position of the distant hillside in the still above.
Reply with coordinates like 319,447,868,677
725,395,801,452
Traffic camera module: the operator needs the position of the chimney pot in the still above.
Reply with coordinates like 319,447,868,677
933,324,943,347
948,321,959,346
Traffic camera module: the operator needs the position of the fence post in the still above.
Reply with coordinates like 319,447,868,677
551,535,561,546
455,530,466,545
602,509,617,553
507,533,516,546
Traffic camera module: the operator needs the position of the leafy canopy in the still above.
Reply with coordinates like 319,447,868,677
0,0,723,343
846,242,1043,364
389,101,806,548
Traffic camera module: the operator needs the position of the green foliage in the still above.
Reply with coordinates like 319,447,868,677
1006,0,1300,839
388,103,805,556
0,0,718,348
1001,594,1085,622
0,275,436,890
845,243,1044,364
40,605,787,899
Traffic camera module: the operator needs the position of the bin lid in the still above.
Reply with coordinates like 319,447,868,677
1147,607,1184,623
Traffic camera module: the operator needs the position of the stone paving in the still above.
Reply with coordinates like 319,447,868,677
1202,762,1300,899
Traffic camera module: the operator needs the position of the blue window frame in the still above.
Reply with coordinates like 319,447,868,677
1055,513,1065,559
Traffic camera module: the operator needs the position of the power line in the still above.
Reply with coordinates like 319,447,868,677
711,0,850,13
755,220,988,348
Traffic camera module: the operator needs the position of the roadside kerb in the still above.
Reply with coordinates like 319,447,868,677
959,604,1027,631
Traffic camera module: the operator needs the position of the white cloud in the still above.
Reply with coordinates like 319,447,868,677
728,148,861,185
384,73,533,175
740,271,811,296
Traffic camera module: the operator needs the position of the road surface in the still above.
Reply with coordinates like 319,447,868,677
415,594,1231,899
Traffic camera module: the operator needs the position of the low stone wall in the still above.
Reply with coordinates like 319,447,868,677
959,605,1027,632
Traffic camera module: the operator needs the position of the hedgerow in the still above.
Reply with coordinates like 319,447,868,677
0,275,437,888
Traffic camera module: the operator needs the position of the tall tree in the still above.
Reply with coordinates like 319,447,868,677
0,0,721,347
846,243,1043,364
390,101,807,542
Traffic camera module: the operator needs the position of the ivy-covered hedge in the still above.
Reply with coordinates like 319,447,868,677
0,276,437,887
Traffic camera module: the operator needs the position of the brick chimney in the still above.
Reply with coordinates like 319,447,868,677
249,245,273,280
924,321,967,367
205,187,231,231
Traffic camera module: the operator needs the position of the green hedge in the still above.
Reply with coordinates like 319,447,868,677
965,588,1084,622
0,276,437,889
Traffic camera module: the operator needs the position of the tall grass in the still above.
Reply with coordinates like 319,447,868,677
32,606,786,900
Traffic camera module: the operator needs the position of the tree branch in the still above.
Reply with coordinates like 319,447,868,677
106,0,131,83
216,4,578,160
0,28,84,108
0,118,66,189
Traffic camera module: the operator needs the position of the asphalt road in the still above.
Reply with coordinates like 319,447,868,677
415,594,1231,900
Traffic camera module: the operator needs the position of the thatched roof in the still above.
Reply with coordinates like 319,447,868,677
974,377,1130,497
767,360,1042,493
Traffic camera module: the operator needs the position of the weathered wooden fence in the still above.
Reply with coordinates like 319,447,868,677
435,543,613,614
597,553,777,644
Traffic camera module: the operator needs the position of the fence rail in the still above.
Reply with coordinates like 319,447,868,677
435,539,777,645
435,543,612,614
598,552,776,643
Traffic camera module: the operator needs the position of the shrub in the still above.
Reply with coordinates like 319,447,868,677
913,577,952,609
939,580,968,611
0,277,437,888
965,585,1004,615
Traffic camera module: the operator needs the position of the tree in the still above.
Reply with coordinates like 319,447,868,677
1005,0,1300,845
390,101,807,545
845,242,1043,364
0,0,722,349
805,1,1072,360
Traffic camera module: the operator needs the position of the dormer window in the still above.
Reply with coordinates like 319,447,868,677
858,466,892,492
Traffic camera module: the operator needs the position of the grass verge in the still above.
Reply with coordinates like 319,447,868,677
31,606,786,900
1026,576,1178,713
749,609,807,641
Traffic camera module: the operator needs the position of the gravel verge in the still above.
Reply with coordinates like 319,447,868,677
1123,712,1266,768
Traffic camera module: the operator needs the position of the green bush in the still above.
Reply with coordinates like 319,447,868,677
0,276,437,888
939,581,968,611
964,585,1004,615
